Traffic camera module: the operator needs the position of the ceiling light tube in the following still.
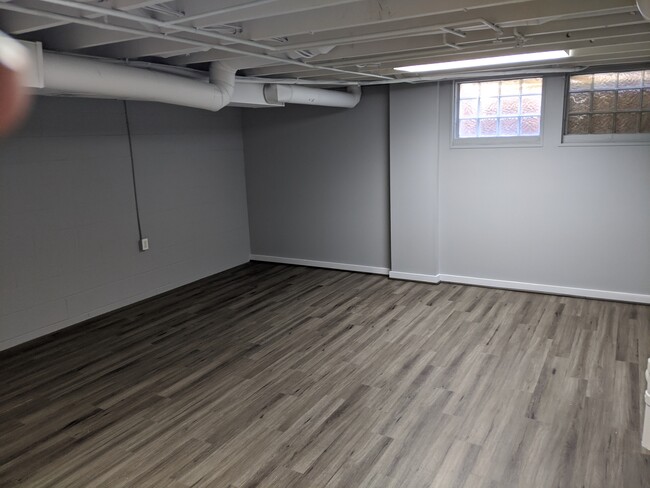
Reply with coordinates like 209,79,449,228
395,50,571,73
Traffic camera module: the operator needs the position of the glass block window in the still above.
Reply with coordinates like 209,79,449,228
565,70,650,135
457,77,543,139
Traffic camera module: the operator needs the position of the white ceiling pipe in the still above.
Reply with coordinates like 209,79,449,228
263,84,361,108
35,49,359,109
42,52,236,111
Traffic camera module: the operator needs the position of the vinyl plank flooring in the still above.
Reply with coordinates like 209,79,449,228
1,262,649,487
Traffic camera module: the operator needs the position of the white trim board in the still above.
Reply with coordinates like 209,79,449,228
439,274,650,304
389,271,440,284
251,257,650,304
250,254,389,275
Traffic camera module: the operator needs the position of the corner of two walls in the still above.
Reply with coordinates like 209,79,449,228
240,81,444,284
388,82,441,284
243,77,650,303
0,97,251,351
241,85,391,275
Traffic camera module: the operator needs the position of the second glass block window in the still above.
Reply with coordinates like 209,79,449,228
457,77,543,138
565,70,650,135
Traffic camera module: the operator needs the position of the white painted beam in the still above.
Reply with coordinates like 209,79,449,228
170,0,363,26
0,2,393,80
273,10,644,53
246,30,650,78
88,38,207,59
241,0,537,40
282,18,649,66
32,0,362,51
0,0,167,34
0,1,72,34
163,2,642,66
35,22,146,52
112,0,174,9
241,0,637,41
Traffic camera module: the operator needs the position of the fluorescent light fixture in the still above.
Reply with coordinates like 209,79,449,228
395,50,571,73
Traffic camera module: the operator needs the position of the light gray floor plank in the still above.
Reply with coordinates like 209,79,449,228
1,263,648,487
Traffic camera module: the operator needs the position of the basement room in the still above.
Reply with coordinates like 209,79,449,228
0,0,649,486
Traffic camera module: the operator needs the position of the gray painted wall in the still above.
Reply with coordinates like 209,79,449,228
243,76,649,299
0,97,250,350
242,85,390,271
438,75,650,296
389,83,440,278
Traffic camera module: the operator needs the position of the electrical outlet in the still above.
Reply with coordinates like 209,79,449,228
140,238,149,252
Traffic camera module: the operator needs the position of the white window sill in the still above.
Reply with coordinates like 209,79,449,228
451,136,542,149
561,134,650,146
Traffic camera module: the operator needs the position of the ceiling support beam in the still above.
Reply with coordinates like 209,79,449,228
163,1,642,67
0,2,393,80
277,18,650,66
0,0,168,34
242,0,537,40
245,0,637,43
166,0,363,27
34,0,282,52
244,28,650,78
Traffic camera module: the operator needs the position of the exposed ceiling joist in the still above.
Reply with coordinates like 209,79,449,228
40,0,366,52
242,0,538,40
247,31,650,79
169,0,363,27
274,18,650,67
0,0,647,85
0,0,166,34
0,1,392,79
270,1,641,52
160,5,643,67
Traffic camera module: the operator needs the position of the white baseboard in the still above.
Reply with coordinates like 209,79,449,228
250,254,389,275
6,263,645,353
252,257,650,304
439,273,650,304
389,271,441,284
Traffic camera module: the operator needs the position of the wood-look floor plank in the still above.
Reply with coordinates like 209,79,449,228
1,262,649,487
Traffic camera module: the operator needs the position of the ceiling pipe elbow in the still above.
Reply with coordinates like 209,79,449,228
208,61,236,110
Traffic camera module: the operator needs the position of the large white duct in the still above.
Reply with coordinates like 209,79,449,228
263,84,361,108
42,52,236,111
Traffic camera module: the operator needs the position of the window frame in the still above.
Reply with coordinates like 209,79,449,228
451,75,546,149
561,67,650,145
